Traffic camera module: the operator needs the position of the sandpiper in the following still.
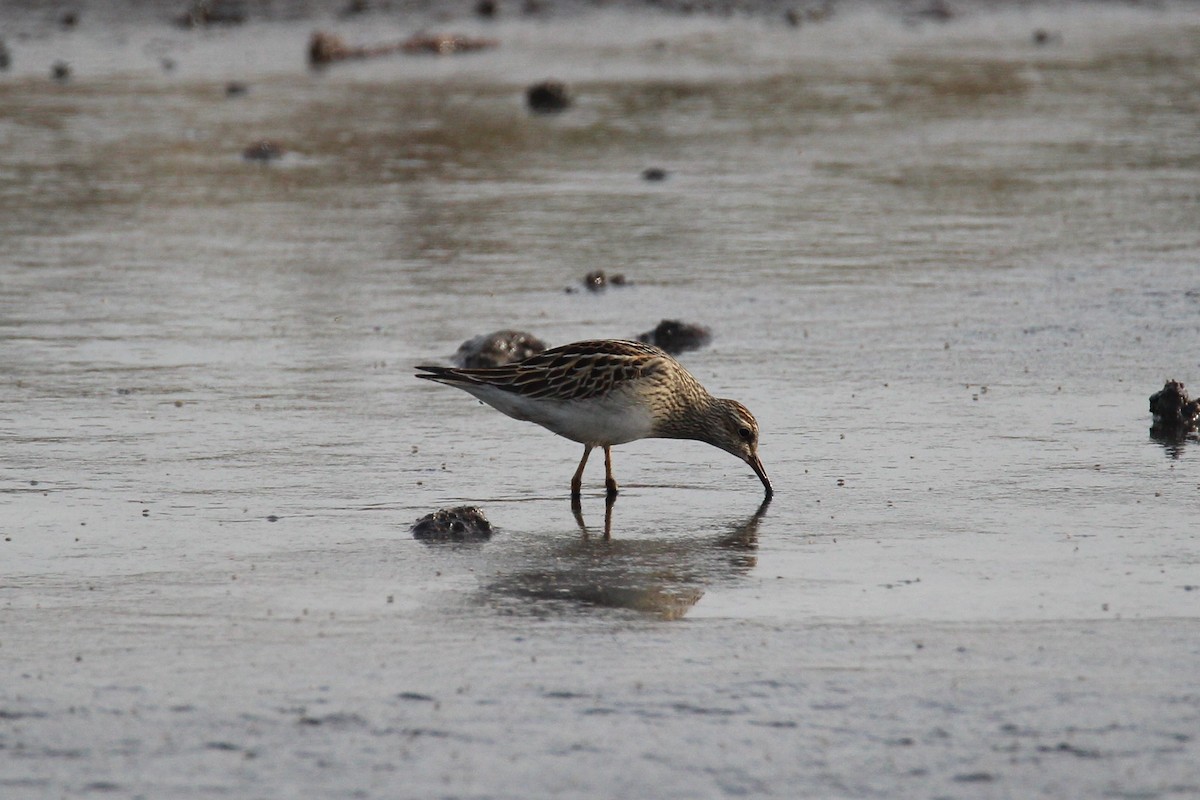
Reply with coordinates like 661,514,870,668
416,339,772,499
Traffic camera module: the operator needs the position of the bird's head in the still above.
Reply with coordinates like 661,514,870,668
710,399,772,497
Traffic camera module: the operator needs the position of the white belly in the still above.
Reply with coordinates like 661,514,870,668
464,386,655,446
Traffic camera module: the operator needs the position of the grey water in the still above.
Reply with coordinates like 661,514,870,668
2,3,1199,797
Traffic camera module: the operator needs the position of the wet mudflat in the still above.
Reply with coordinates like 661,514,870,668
2,2,1199,797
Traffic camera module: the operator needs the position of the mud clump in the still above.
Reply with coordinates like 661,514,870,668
1149,380,1200,436
637,319,712,355
309,31,348,64
412,506,493,542
455,330,547,368
527,80,570,114
309,31,384,65
582,270,628,292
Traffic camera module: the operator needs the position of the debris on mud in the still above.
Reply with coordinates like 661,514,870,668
401,33,498,55
177,1,247,28
582,270,628,292
412,506,493,542
454,330,547,368
309,31,497,66
308,31,387,65
637,319,712,355
527,80,571,113
1149,380,1200,439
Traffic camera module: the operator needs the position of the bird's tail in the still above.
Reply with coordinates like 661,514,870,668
415,365,484,387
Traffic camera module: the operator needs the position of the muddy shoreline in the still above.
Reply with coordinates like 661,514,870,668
2,1,1199,797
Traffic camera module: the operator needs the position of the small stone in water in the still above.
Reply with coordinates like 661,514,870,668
412,506,493,542
454,330,547,368
636,319,711,355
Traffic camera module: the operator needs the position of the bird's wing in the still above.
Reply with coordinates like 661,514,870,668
416,339,669,402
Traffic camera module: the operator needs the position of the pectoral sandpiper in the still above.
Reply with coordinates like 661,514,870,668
415,339,772,499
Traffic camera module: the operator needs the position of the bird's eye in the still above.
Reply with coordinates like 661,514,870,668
737,426,753,442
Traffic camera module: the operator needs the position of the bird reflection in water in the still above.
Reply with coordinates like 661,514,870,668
488,497,770,620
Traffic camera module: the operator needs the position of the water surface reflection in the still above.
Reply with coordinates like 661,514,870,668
1149,427,1197,461
485,498,769,619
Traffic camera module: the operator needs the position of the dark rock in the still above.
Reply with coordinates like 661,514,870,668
527,80,571,114
51,61,71,82
641,167,668,181
454,330,547,368
412,506,493,542
582,270,628,292
1149,380,1200,434
637,319,712,355
242,140,285,162
309,31,354,65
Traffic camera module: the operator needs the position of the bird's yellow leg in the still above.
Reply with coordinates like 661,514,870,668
571,445,592,498
603,445,619,498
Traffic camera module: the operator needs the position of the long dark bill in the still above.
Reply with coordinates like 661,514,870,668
747,453,773,498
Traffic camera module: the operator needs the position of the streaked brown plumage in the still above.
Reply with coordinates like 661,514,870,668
416,339,772,499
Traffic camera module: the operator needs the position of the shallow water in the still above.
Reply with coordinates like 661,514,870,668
2,3,1200,798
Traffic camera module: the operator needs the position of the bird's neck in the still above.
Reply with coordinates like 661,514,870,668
654,390,722,442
